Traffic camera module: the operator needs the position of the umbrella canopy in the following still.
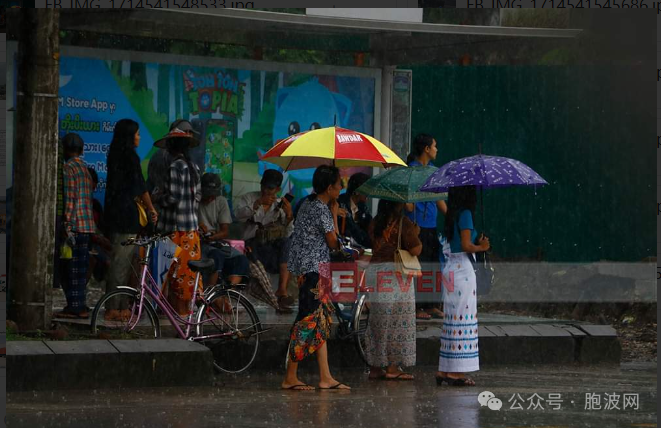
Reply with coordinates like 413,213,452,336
356,165,448,203
260,126,407,170
420,154,548,193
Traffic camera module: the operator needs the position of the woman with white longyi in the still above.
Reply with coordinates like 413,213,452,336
436,185,489,387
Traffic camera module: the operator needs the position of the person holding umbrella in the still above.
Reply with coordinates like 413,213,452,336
421,154,546,386
405,133,447,320
435,185,489,386
282,165,350,391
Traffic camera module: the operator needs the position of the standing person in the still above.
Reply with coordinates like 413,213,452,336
56,133,95,319
281,165,350,391
86,167,113,285
406,133,447,320
337,172,372,248
104,119,158,321
234,169,295,309
148,119,199,204
198,173,250,288
156,128,202,316
436,185,489,387
364,200,422,380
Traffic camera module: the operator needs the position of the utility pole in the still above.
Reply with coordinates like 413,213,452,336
8,9,60,330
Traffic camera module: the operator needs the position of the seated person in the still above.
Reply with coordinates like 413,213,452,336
233,169,295,309
198,173,250,287
337,172,372,248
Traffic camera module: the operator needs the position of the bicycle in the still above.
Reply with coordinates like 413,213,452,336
90,234,263,374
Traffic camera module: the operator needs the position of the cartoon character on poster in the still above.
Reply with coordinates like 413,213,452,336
258,79,352,200
204,120,235,197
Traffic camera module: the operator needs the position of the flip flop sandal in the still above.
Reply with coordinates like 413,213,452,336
282,383,315,391
319,382,350,390
55,310,89,319
437,377,475,387
385,373,415,381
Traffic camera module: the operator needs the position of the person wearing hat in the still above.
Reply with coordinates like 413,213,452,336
234,169,296,309
147,119,200,205
56,133,96,319
156,125,203,316
198,173,250,289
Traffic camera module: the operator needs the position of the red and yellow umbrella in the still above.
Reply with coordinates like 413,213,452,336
260,126,407,170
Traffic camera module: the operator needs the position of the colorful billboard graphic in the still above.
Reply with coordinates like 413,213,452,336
56,55,376,207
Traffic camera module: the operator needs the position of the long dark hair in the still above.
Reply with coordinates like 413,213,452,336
444,185,478,242
406,133,435,164
107,119,140,170
372,199,404,239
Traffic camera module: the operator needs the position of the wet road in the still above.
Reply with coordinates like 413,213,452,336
7,363,656,428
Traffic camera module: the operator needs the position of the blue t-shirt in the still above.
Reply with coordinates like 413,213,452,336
405,160,438,229
450,209,478,253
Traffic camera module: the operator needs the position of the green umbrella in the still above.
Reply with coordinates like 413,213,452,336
355,165,448,202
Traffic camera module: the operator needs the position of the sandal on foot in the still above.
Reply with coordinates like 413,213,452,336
319,382,350,390
277,295,295,307
282,383,315,391
385,372,414,381
55,309,89,319
437,377,475,387
427,309,444,319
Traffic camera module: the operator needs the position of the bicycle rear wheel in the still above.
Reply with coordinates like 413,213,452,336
352,294,370,365
196,289,261,374
90,289,160,339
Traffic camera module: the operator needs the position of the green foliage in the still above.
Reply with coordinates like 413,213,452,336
234,99,276,163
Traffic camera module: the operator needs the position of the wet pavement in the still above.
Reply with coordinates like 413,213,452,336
7,363,656,428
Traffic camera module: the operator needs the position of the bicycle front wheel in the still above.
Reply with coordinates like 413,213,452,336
90,289,160,339
353,294,370,365
196,290,261,374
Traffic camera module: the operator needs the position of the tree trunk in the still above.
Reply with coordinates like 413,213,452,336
8,9,60,330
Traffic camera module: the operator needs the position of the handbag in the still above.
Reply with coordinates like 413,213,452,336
135,197,148,228
254,222,288,245
470,249,495,296
394,216,422,277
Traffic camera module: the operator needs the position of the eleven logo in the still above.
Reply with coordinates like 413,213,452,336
479,391,503,411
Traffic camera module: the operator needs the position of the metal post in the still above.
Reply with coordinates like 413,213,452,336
8,9,61,330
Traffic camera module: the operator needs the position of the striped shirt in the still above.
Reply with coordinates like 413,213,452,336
156,157,201,233
63,157,95,234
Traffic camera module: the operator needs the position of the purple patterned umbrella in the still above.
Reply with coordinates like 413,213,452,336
420,154,548,193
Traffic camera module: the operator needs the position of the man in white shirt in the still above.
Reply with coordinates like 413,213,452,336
198,173,250,288
234,169,295,308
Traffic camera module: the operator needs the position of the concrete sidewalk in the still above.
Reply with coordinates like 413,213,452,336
8,310,621,392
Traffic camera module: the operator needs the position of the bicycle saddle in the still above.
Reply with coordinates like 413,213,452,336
188,259,216,273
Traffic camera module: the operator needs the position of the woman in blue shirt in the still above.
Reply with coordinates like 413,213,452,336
436,185,489,387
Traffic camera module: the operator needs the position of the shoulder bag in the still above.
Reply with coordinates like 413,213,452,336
394,216,422,277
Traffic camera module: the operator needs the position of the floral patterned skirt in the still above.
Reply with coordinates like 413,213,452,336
288,272,334,363
164,231,202,315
